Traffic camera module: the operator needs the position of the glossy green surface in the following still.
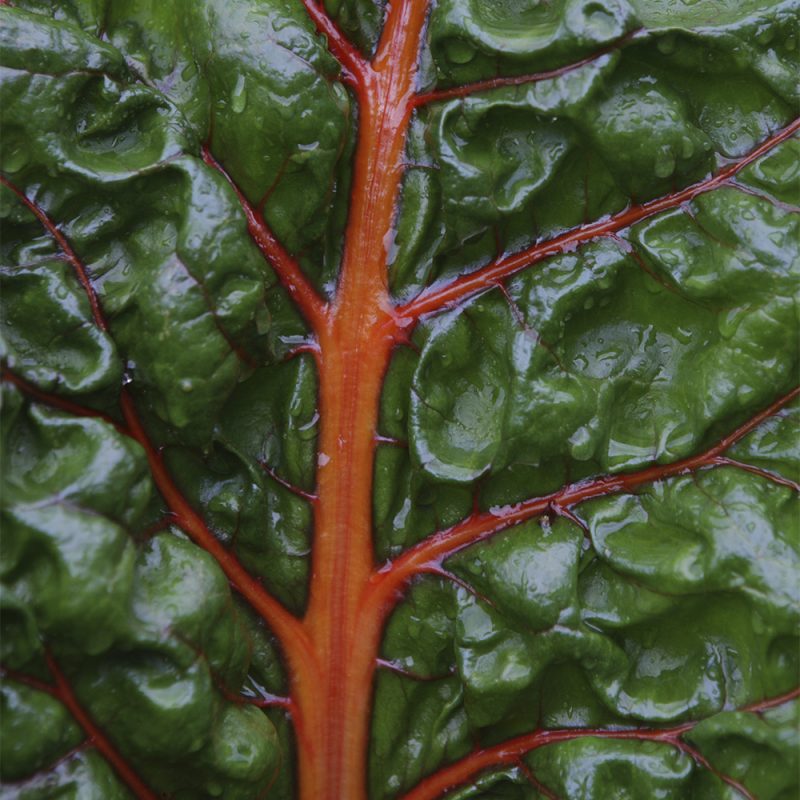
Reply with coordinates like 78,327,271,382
1,0,798,797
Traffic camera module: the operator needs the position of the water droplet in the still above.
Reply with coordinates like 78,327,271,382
674,325,693,344
736,383,757,405
2,145,29,174
569,426,595,461
180,61,198,81
717,307,745,339
657,34,677,54
231,74,248,114
445,38,476,65
654,146,676,178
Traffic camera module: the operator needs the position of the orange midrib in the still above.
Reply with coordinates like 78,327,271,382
293,7,428,798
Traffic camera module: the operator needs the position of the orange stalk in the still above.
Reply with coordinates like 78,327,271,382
290,3,430,797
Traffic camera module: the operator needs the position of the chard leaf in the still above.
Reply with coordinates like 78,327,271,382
1,1,797,798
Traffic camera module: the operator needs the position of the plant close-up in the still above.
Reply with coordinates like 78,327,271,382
0,0,798,798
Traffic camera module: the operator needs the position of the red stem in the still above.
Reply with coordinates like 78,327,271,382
713,456,800,491
1,369,126,434
375,385,799,596
43,651,159,800
299,0,370,87
200,145,328,332
399,687,800,800
118,390,315,661
0,177,317,700
0,176,108,331
397,117,800,321
413,30,643,107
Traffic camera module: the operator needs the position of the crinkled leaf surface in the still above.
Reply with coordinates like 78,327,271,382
0,1,798,799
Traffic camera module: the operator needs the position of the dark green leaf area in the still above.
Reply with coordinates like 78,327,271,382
376,347,474,559
324,0,386,57
10,0,109,34
161,358,318,613
0,749,133,800
528,739,693,800
370,673,470,800
425,0,797,93
513,701,800,800
442,767,543,800
219,356,319,493
371,579,470,800
373,445,473,561
446,519,621,734
685,702,800,799
580,469,799,630
0,682,83,782
99,0,353,290
1,390,146,662
372,461,798,797
1,7,310,443
0,259,121,403
738,137,800,206
163,443,312,615
426,0,638,86
409,185,797,487
728,401,799,482
0,392,284,796
394,8,796,297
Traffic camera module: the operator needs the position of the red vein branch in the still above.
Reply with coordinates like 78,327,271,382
118,391,315,662
398,687,800,800
0,665,58,696
1,175,108,331
43,651,160,800
413,30,643,107
673,739,756,800
712,455,800,492
299,0,370,87
374,385,799,598
1,179,316,678
1,369,126,434
259,460,319,503
200,145,328,331
396,117,800,321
